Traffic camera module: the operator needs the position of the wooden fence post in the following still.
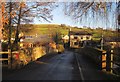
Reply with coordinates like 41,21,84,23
102,50,107,71
110,44,114,73
8,49,12,69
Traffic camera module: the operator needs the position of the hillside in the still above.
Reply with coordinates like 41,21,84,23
20,24,69,35
20,24,118,41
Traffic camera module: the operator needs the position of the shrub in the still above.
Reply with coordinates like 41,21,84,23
56,44,65,53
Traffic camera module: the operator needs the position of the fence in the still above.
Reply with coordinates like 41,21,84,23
0,51,19,69
0,45,57,69
78,47,114,73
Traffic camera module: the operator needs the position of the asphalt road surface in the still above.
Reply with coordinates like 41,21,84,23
2,51,118,81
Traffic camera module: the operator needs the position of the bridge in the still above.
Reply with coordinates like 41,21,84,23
2,48,120,81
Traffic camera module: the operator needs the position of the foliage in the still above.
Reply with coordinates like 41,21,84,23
1,42,8,51
0,2,56,50
53,31,62,44
56,44,65,53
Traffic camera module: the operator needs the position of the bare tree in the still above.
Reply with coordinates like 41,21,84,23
14,2,55,49
117,1,120,26
1,2,56,50
63,1,117,28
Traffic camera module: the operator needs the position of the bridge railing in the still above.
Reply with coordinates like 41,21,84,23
78,46,114,73
0,51,19,69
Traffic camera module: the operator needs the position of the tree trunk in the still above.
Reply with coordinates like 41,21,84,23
14,4,22,50
8,2,12,50
0,2,3,51
118,1,120,26
8,2,13,69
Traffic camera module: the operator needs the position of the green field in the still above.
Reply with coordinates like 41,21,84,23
20,24,118,41
20,24,69,36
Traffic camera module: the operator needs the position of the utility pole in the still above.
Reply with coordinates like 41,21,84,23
101,34,104,50
68,28,71,48
100,25,104,50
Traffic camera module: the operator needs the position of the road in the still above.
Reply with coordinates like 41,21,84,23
2,51,118,80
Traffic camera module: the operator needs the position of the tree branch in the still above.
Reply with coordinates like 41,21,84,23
75,2,94,19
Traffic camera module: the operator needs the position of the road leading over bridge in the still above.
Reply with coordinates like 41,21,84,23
2,51,118,80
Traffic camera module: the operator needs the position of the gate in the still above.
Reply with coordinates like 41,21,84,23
0,51,19,69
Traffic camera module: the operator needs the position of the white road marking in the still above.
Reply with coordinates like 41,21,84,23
75,53,85,81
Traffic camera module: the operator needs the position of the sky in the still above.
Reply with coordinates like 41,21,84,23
33,2,118,29
33,3,80,27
